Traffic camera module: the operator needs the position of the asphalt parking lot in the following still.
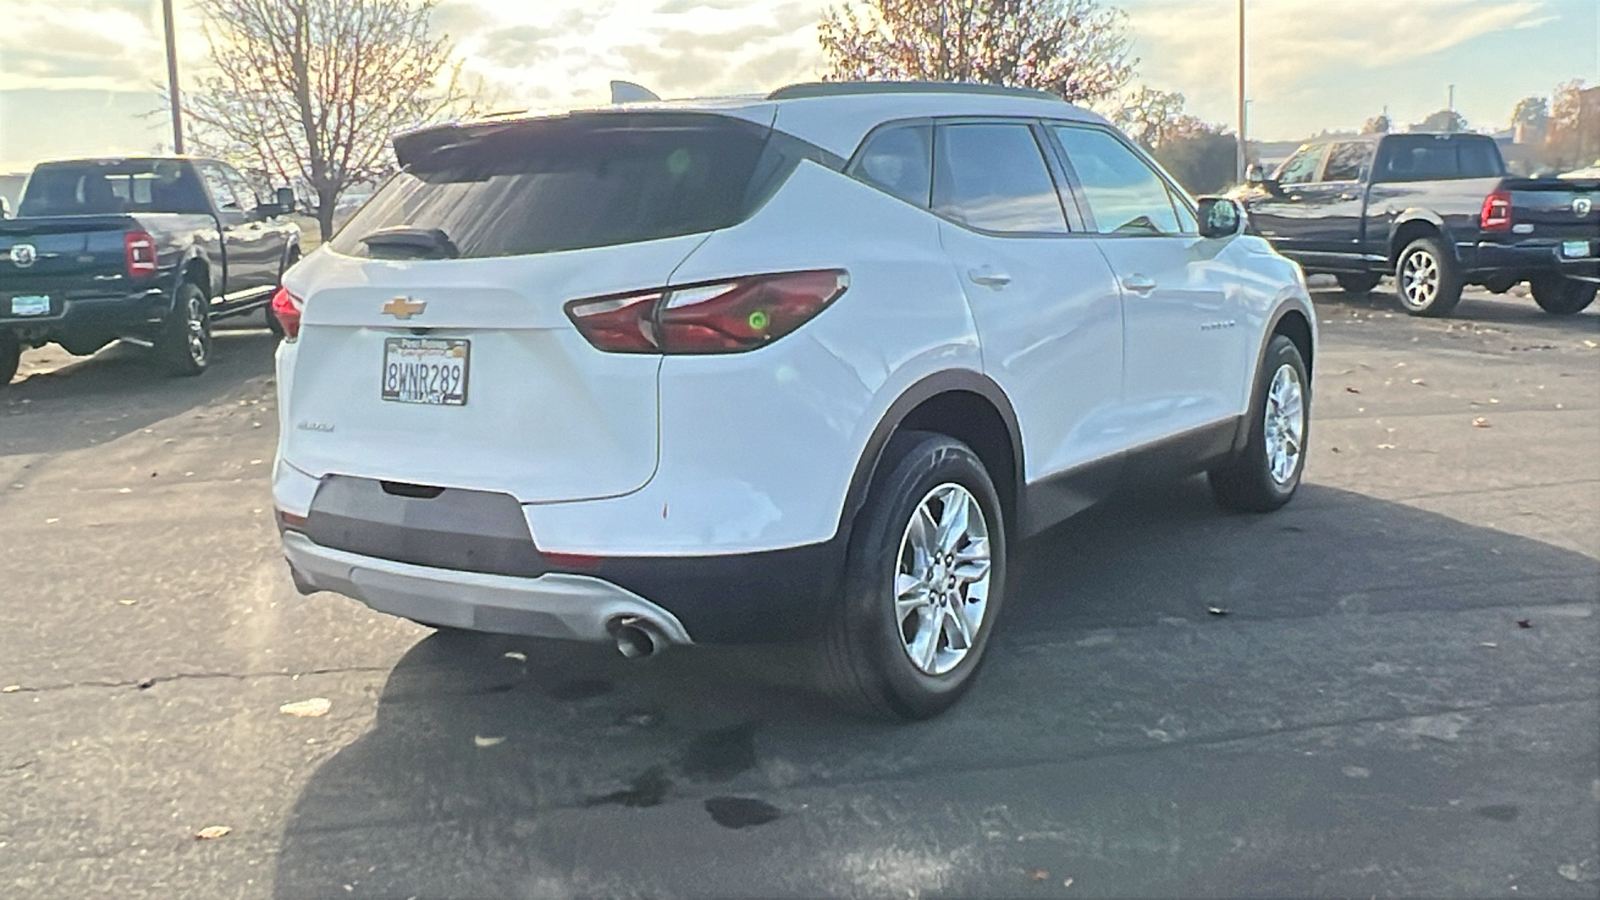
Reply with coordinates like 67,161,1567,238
1,285,1596,899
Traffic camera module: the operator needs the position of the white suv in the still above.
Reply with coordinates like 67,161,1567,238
271,82,1315,719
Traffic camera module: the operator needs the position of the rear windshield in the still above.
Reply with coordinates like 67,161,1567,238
19,160,209,217
331,112,834,259
1374,135,1504,182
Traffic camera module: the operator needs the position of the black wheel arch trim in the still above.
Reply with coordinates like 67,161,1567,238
1388,211,1459,264
1232,301,1316,455
837,369,1025,544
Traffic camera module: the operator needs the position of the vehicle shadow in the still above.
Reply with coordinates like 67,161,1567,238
271,479,1599,898
0,328,278,457
1310,283,1600,331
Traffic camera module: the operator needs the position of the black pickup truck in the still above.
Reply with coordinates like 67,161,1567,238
1243,132,1598,317
0,157,301,386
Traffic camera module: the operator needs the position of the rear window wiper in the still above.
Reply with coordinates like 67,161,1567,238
360,226,459,259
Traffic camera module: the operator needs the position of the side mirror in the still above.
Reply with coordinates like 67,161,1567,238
1198,197,1245,239
0,197,10,219
1246,163,1267,185
275,187,295,213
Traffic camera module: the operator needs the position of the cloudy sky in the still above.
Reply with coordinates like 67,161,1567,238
1,0,1596,172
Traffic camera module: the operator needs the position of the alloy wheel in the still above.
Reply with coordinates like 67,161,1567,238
894,482,992,676
1263,363,1305,485
1400,249,1440,311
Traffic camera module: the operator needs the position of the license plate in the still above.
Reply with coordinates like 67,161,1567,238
1562,240,1592,258
9,294,49,317
381,337,469,406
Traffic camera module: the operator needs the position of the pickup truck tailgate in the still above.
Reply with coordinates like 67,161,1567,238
0,216,134,312
1504,179,1599,239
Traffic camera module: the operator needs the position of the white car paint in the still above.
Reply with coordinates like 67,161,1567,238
273,84,1314,645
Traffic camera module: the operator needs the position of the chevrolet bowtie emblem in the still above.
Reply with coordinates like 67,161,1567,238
382,297,426,319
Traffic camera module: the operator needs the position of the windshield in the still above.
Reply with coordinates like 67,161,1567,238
18,160,209,217
330,113,810,259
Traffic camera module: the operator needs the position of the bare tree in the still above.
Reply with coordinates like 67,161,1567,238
1113,86,1189,150
181,0,473,239
1360,113,1391,134
819,0,1136,105
1411,109,1468,134
1546,80,1599,170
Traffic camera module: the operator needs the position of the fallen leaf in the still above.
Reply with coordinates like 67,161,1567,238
1516,619,1532,629
474,735,506,748
118,600,137,606
502,651,527,662
1063,878,1074,889
45,518,58,524
1345,386,1361,393
1479,642,1498,648
1330,446,1341,453
279,697,331,718
1206,605,1229,616
1028,870,1049,882
1393,362,1406,368
1472,417,1491,428
1584,340,1597,349
1377,443,1396,449
1,685,20,693
1411,378,1427,386
249,459,263,466
1489,398,1499,404
117,488,132,494
195,825,231,840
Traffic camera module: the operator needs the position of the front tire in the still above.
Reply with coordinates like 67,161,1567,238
155,281,212,377
0,331,19,387
818,433,1006,720
1210,335,1309,512
1529,275,1597,316
1335,272,1382,295
1395,235,1463,317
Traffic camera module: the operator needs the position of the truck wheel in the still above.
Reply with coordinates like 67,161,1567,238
1336,272,1382,295
1395,236,1463,317
817,432,1006,720
156,281,212,377
1210,335,1310,512
0,331,19,387
1529,275,1597,316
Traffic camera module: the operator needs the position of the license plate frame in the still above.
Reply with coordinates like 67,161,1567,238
381,337,470,406
9,294,51,317
1561,240,1592,259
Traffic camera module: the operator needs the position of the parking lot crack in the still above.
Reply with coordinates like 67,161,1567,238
0,664,393,696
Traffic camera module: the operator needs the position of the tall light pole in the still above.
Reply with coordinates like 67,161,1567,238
162,0,184,154
1236,0,1247,182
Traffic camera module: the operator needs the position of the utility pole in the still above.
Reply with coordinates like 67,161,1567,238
1236,0,1247,182
162,0,184,154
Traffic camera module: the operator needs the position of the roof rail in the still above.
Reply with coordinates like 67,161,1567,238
767,81,1062,102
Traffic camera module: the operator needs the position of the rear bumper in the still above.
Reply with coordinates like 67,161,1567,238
1471,240,1600,283
0,284,170,335
281,530,695,644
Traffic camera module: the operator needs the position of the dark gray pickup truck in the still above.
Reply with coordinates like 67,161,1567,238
1243,132,1598,317
0,157,301,386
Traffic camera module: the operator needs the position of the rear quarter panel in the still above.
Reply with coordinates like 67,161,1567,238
524,161,982,555
1363,176,1501,264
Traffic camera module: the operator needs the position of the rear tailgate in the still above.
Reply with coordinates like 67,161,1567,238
1503,178,1599,242
0,215,134,318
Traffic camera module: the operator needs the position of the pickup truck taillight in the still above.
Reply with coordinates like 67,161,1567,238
124,231,157,278
565,270,849,354
270,286,303,340
1479,191,1513,232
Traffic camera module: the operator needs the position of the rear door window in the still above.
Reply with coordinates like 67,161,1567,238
332,113,825,259
1375,135,1506,181
848,124,932,208
932,123,1068,234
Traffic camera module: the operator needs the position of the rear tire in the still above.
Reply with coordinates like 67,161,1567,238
1210,335,1309,512
155,281,212,377
0,331,19,387
817,432,1006,720
1529,275,1597,316
1395,235,1463,317
1335,272,1382,295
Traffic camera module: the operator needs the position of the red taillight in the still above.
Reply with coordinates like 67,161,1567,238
1480,191,1512,232
565,270,849,354
270,286,304,340
124,230,156,278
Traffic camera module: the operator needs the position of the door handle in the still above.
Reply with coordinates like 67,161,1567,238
1121,275,1158,295
967,267,1012,288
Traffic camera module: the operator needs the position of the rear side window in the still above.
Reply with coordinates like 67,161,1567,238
1375,135,1505,181
1052,125,1182,236
933,123,1067,234
848,124,932,208
332,113,827,259
17,161,208,217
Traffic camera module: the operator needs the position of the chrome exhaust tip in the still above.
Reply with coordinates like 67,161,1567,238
608,616,663,659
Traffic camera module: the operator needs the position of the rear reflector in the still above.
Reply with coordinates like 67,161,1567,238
270,286,304,339
275,509,308,532
566,270,849,354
